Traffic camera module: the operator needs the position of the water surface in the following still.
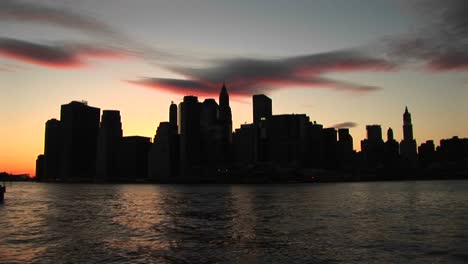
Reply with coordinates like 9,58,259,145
1,181,467,263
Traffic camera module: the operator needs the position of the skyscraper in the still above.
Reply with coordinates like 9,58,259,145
179,96,202,180
218,82,233,143
400,107,417,162
43,118,62,181
60,101,100,181
96,110,122,181
253,94,272,124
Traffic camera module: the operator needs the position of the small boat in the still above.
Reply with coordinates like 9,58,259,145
0,183,5,203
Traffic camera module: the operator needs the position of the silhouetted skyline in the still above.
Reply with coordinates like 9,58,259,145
35,83,468,183
1,0,468,175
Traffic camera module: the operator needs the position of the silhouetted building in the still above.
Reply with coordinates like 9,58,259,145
148,122,179,182
218,83,233,168
96,110,122,181
149,102,179,182
118,136,151,181
337,128,354,168
169,101,177,128
266,114,310,166
384,127,400,167
253,94,272,124
418,140,435,168
35,155,45,181
438,137,468,167
233,124,256,165
306,121,324,168
361,125,385,168
43,118,62,181
60,101,100,181
200,98,224,177
400,107,417,163
178,96,202,180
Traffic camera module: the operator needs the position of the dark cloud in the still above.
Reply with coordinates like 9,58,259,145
388,0,468,71
0,38,127,68
332,122,358,129
130,50,392,97
0,0,175,63
0,0,117,38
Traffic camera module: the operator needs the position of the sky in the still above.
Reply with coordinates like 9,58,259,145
0,0,467,176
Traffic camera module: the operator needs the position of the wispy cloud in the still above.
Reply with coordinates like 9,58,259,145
386,0,468,71
0,38,128,69
130,50,393,97
332,122,358,129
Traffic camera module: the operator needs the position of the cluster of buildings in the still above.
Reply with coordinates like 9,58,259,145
35,84,468,183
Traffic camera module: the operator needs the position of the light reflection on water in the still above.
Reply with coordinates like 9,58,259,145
1,181,468,263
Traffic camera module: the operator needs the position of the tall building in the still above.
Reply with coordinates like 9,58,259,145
217,83,233,166
178,96,202,180
337,128,354,168
149,102,179,182
96,110,122,181
118,136,151,181
361,125,385,168
43,118,62,181
253,94,272,124
400,107,417,162
384,127,400,167
60,101,100,181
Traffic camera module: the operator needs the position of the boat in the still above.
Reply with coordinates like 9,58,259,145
0,183,5,203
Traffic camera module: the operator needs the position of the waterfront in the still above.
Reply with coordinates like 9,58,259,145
1,181,467,263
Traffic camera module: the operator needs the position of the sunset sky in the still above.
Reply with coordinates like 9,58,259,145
1,0,467,176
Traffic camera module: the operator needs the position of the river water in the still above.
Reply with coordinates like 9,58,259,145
1,181,467,263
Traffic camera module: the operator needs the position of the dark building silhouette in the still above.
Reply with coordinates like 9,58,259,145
306,121,324,168
217,83,233,169
400,107,417,163
253,94,272,124
60,101,100,181
418,140,435,168
437,137,468,167
148,102,179,182
384,127,400,167
96,110,122,181
43,118,62,181
118,136,151,181
35,154,45,181
361,125,385,168
233,124,256,165
178,95,202,180
337,128,354,168
266,114,310,166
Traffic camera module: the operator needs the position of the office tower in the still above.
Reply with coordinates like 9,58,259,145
337,128,354,168
169,101,177,129
361,125,385,168
233,124,256,165
60,101,100,181
218,82,233,148
179,96,202,180
418,140,435,168
253,94,272,124
266,114,310,165
400,107,417,162
149,102,179,182
96,110,122,181
43,118,62,181
322,127,338,169
338,128,353,154
119,136,151,181
35,155,45,181
306,121,324,168
384,127,400,167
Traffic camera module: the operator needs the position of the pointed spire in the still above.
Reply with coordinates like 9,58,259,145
405,106,408,113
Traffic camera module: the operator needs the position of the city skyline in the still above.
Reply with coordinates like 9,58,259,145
1,0,467,175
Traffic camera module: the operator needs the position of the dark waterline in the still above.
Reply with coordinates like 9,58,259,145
1,181,467,263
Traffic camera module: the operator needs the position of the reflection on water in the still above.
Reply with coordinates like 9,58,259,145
1,181,468,263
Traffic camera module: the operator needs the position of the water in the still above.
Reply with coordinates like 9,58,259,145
1,181,467,263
